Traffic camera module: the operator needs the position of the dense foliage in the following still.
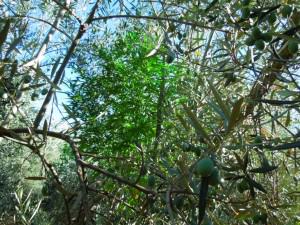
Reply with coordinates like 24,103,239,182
0,0,300,225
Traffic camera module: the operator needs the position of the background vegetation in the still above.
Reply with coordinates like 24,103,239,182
0,0,300,224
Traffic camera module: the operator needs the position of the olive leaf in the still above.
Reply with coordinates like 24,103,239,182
24,176,47,180
243,151,249,171
249,165,278,173
270,141,300,151
42,119,48,142
227,98,244,132
246,177,267,193
234,152,244,169
182,103,213,146
207,79,230,120
0,19,10,48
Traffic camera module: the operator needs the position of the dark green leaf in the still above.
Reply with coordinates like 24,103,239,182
246,177,267,193
0,20,10,48
249,165,278,173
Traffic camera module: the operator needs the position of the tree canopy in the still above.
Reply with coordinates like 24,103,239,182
0,0,300,224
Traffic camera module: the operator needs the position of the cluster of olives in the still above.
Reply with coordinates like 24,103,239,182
194,158,220,186
240,0,251,19
181,142,201,156
1,74,49,102
146,158,220,190
244,4,299,54
23,75,48,101
245,27,272,50
31,88,48,101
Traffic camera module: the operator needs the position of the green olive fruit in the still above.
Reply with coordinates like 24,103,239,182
23,75,32,84
255,39,265,50
253,213,267,223
41,88,48,95
260,213,267,222
245,36,255,46
252,27,262,40
287,40,299,54
268,13,277,24
31,92,39,101
147,175,156,188
253,214,261,223
195,158,214,177
237,179,249,193
182,142,191,152
241,0,250,6
241,7,251,19
254,136,262,143
262,32,273,42
281,5,292,18
208,168,220,186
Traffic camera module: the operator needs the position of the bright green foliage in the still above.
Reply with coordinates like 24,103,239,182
1,0,300,225
69,30,181,157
